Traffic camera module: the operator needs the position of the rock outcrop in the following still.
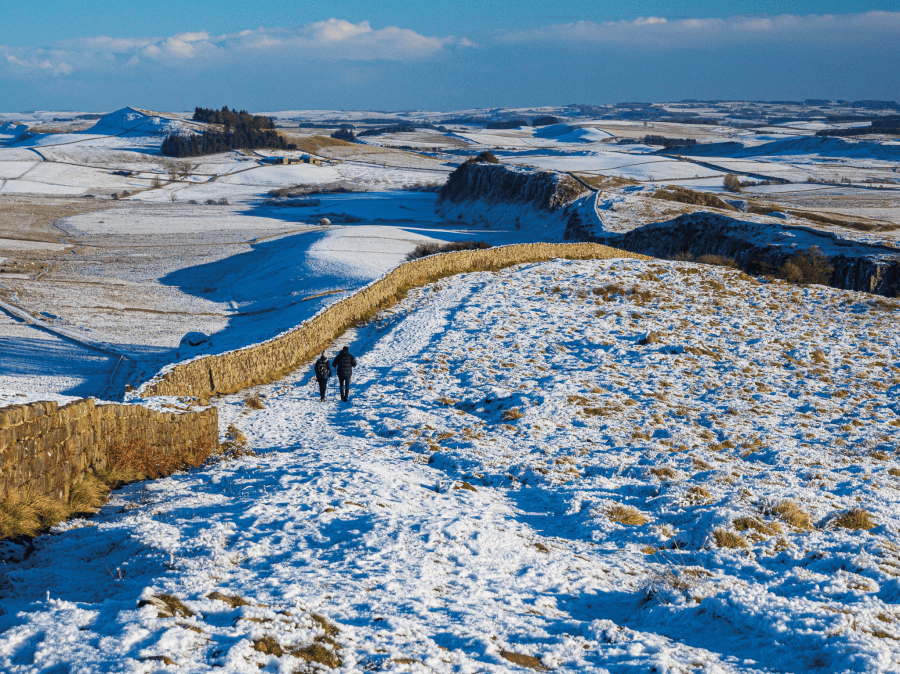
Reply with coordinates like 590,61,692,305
437,162,595,240
437,163,900,296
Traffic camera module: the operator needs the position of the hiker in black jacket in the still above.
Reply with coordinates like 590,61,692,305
313,353,332,402
332,346,357,402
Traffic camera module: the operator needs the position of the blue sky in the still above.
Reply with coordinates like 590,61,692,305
1,2,898,112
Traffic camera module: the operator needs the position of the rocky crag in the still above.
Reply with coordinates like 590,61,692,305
438,162,900,296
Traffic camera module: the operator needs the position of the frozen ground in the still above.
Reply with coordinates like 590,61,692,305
0,192,518,397
0,106,898,398
2,258,900,672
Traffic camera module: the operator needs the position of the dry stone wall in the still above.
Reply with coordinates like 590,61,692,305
141,242,650,399
0,399,218,502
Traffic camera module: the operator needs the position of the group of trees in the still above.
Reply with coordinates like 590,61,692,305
816,116,900,138
357,123,417,137
191,106,276,130
643,135,697,149
486,120,527,130
161,106,296,157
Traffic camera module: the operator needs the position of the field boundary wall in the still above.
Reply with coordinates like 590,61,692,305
140,242,651,399
0,399,218,502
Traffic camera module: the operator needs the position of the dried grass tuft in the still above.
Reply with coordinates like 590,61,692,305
0,473,116,540
499,651,550,671
766,500,813,530
733,517,783,536
207,591,250,609
607,504,648,526
0,496,42,539
833,507,876,531
686,485,711,501
502,407,524,421
294,642,342,668
252,637,283,657
67,475,109,514
107,436,214,480
244,393,265,410
712,528,748,549
650,466,678,481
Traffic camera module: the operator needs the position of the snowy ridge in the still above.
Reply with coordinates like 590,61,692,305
680,135,900,161
0,122,29,145
533,123,612,143
87,107,193,137
3,258,900,671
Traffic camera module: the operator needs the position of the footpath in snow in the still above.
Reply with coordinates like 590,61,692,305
1,258,900,673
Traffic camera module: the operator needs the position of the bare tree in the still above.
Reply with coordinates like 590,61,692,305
724,173,742,193
165,160,179,183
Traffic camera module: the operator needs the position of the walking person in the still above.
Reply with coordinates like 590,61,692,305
313,352,332,402
331,346,357,402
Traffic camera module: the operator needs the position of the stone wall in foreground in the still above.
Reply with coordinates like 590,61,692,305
141,242,650,399
0,399,218,502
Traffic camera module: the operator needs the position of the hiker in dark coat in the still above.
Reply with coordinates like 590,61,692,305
331,346,357,402
313,352,332,401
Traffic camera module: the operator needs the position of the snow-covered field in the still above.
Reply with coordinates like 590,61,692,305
0,193,511,397
1,107,899,401
2,258,900,672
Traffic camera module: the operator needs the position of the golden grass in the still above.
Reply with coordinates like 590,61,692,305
278,133,356,155
155,594,194,618
253,624,342,668
207,591,250,609
687,485,711,501
502,407,524,421
108,436,214,481
0,471,122,540
67,475,109,514
767,500,814,530
713,529,748,549
295,642,342,668
650,466,678,480
0,496,44,539
833,508,876,531
607,504,648,526
733,517,783,536
252,637,284,656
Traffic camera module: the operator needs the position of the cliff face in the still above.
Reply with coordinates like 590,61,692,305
439,161,584,211
437,162,596,240
610,213,900,296
436,163,900,296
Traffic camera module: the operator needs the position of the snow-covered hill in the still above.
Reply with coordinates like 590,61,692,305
2,257,899,672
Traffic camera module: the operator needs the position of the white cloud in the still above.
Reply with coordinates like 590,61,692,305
4,52,72,76
499,10,900,48
0,18,467,78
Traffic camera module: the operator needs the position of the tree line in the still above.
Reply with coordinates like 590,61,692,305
161,107,296,157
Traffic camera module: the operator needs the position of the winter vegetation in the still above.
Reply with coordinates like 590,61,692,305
1,100,900,672
161,106,296,157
